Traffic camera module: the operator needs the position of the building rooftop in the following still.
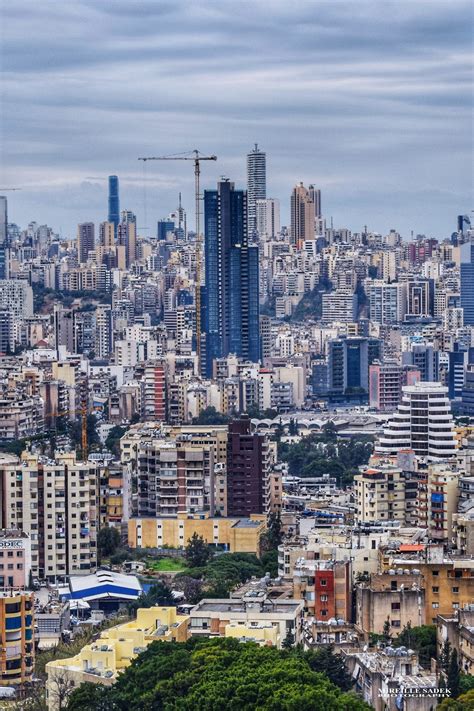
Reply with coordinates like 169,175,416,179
193,598,303,615
66,569,142,601
232,518,263,528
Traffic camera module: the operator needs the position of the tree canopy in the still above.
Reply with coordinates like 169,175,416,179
192,406,230,425
66,637,371,711
393,623,436,669
278,431,373,487
97,527,121,560
184,533,212,568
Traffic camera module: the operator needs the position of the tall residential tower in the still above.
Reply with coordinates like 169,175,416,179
202,179,260,377
108,175,120,237
290,182,314,248
246,144,266,235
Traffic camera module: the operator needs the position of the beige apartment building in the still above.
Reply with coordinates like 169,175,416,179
354,463,406,524
0,451,99,580
356,570,425,637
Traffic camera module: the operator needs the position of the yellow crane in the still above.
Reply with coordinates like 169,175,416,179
138,150,217,369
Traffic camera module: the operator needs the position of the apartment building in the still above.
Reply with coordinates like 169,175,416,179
46,606,189,710
189,592,304,648
354,464,406,524
383,546,474,625
0,591,35,688
0,386,44,441
356,570,425,637
293,558,351,621
0,451,99,580
0,529,31,588
437,607,474,676
135,436,214,518
377,382,457,459
227,416,271,517
427,463,459,543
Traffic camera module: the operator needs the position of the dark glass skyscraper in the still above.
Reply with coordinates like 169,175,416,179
461,241,474,325
202,179,260,377
108,175,120,236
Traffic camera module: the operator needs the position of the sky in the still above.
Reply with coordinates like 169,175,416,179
0,0,472,239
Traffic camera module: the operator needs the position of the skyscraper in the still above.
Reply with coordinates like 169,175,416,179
117,210,137,267
290,183,314,248
202,178,260,377
108,175,120,236
0,196,7,279
377,382,457,459
246,144,266,234
77,222,95,264
255,198,280,238
308,185,322,217
461,241,474,325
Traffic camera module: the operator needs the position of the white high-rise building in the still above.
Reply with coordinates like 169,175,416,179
255,198,280,238
367,280,407,325
377,382,457,459
247,144,266,234
0,279,33,319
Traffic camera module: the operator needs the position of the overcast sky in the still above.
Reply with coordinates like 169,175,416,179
0,0,472,239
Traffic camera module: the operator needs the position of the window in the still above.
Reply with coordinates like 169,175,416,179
432,570,439,576
320,595,328,602
452,587,459,593
392,620,401,628
391,602,400,611
432,587,439,593
432,602,439,609
391,581,397,591
320,579,327,586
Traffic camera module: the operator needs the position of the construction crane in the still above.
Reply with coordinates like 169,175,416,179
138,150,217,367
81,405,88,461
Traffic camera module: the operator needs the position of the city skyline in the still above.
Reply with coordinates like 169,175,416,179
1,0,472,237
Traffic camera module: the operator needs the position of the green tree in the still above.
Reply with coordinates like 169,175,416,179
260,512,283,553
66,638,372,711
460,673,474,695
127,581,174,615
185,533,212,568
192,406,230,425
447,649,461,699
440,640,452,675
97,527,121,560
437,688,474,710
105,425,127,457
305,645,353,692
393,623,436,669
383,617,391,643
282,631,295,649
66,682,111,711
260,549,278,577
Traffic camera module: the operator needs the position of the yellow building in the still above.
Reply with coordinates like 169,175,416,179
383,546,474,625
224,621,279,646
127,513,266,554
46,606,189,710
0,591,35,687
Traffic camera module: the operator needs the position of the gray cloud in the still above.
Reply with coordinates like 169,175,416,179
0,0,472,237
